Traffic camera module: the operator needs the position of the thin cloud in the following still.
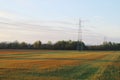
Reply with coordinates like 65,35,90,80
0,11,18,20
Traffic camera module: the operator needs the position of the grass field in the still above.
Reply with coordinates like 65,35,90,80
0,50,120,80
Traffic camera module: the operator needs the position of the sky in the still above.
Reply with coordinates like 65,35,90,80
0,0,120,45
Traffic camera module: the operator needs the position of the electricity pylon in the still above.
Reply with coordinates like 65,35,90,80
77,19,83,51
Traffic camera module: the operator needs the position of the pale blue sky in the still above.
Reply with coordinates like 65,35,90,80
0,0,120,44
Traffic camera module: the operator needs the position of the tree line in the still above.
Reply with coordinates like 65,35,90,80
0,40,85,50
87,42,120,50
0,40,119,50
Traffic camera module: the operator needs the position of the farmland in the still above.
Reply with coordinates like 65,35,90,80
0,50,120,80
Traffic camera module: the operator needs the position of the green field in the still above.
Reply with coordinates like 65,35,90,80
0,50,120,80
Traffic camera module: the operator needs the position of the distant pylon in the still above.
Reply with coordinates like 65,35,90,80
103,36,107,44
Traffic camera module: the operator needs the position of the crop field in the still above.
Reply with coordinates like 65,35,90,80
0,50,120,80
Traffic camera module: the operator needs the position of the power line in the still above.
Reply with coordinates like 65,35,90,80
0,21,78,34
0,20,109,45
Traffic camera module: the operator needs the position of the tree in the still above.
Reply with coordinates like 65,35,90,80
54,40,67,50
33,41,41,49
54,40,86,50
8,41,20,49
20,42,28,49
0,42,8,49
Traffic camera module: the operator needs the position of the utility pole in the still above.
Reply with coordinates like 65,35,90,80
77,19,83,51
103,36,107,44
